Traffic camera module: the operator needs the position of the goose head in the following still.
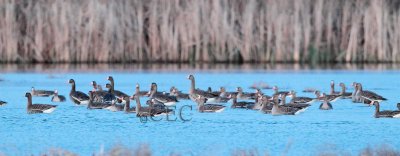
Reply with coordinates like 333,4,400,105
54,90,59,95
68,79,75,84
236,87,243,92
107,76,113,82
339,82,345,88
220,87,226,93
105,83,112,89
314,90,321,98
25,92,32,98
187,75,194,80
330,80,335,87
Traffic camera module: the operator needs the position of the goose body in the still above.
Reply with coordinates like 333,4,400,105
25,93,57,114
231,94,255,109
51,90,66,102
31,87,54,97
319,94,333,110
270,95,302,115
357,83,387,104
236,87,257,100
105,100,124,112
195,96,225,113
134,95,166,117
289,91,316,104
87,91,111,109
149,83,178,106
280,94,310,113
68,79,89,105
373,102,400,118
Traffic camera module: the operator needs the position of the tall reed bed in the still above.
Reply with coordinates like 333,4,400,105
0,0,399,63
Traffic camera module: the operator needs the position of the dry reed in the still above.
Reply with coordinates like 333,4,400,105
0,0,399,63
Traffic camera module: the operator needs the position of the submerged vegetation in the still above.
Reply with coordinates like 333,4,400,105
0,0,400,63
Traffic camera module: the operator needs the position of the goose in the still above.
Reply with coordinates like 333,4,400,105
51,90,66,102
149,83,178,106
170,87,190,100
25,93,57,114
230,94,255,109
68,79,89,105
319,93,333,110
280,94,310,112
123,97,136,113
302,88,317,93
373,102,400,118
134,95,163,117
0,100,6,106
187,75,219,102
351,82,360,102
272,86,291,97
258,95,273,112
270,94,301,115
314,91,340,102
194,96,225,113
330,80,340,95
91,81,99,92
107,76,129,99
133,83,149,97
219,87,236,98
31,87,54,97
289,90,316,104
339,83,352,99
236,87,258,100
207,87,221,95
146,98,174,115
105,100,124,112
357,83,387,105
87,91,111,109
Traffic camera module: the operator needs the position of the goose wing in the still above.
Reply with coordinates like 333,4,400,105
203,104,225,111
31,104,57,111
361,90,386,101
72,91,89,101
153,94,178,103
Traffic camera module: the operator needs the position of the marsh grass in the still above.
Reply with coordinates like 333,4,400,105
0,1,400,63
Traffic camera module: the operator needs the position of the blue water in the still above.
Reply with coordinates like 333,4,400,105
0,70,400,155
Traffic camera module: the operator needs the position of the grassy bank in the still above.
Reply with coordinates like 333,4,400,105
0,0,399,63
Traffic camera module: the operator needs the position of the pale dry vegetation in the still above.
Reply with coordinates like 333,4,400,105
0,0,399,63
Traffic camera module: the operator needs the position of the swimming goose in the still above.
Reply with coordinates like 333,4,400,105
187,75,219,102
31,87,54,97
270,94,301,115
51,90,66,102
107,76,129,99
319,93,333,110
351,82,360,102
373,102,400,118
272,86,291,97
330,80,340,95
194,96,226,113
236,87,258,100
87,91,111,109
289,91,316,104
315,91,340,102
170,87,190,100
280,94,310,111
123,97,136,113
357,83,387,105
133,83,149,97
91,81,99,92
149,83,178,106
339,83,352,99
68,79,89,105
219,87,236,98
0,100,6,106
134,95,162,117
230,94,255,109
25,93,57,114
207,87,221,95
258,95,273,113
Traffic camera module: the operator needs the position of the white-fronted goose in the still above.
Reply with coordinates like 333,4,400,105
25,93,57,114
107,76,129,99
31,87,54,97
187,75,219,102
87,91,111,109
236,87,258,100
270,94,301,115
289,91,316,104
51,90,66,102
149,83,178,106
272,86,291,97
280,94,310,112
230,94,255,109
319,93,333,110
0,100,6,106
357,83,387,105
330,80,340,95
134,95,164,117
194,96,225,113
339,83,352,99
68,79,89,105
123,97,136,113
373,102,400,118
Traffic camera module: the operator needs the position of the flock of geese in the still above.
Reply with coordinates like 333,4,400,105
4,75,400,118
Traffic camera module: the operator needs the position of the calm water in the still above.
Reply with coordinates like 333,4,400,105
0,65,400,155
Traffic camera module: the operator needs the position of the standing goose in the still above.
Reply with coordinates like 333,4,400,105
270,94,302,115
236,87,258,100
51,90,66,102
339,83,352,99
194,96,225,113
31,87,54,97
25,93,57,114
357,83,387,105
149,83,178,106
187,75,219,102
87,91,111,109
373,102,400,118
107,76,129,99
330,80,340,95
230,94,255,109
289,91,316,104
319,93,333,110
68,79,89,105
